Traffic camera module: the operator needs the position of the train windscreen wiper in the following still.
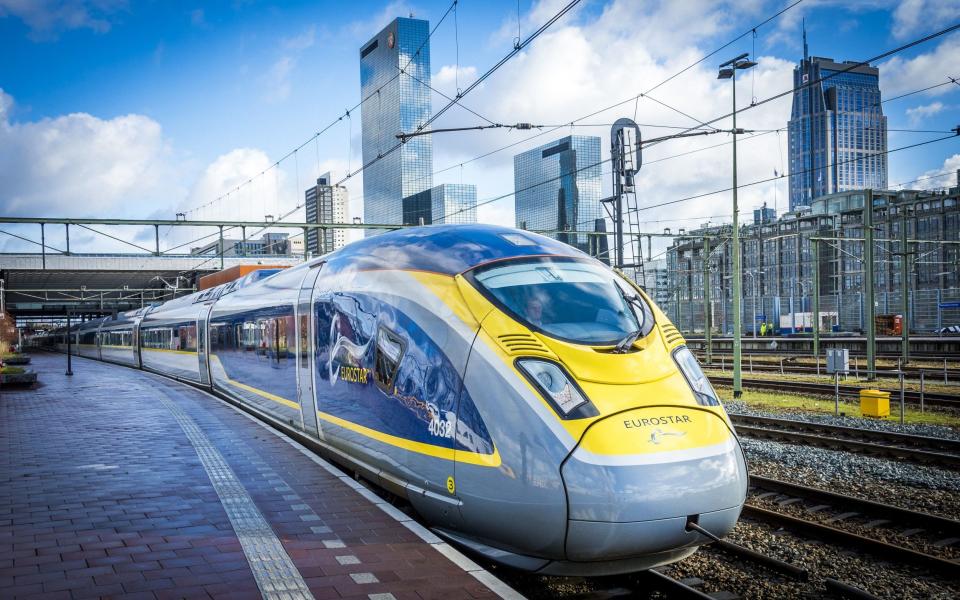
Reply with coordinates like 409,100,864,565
613,329,642,353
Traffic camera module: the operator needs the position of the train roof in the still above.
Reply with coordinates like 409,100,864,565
324,224,591,276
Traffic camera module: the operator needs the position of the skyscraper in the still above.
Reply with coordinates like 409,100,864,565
359,17,432,231
304,173,350,256
402,183,477,225
514,135,603,255
787,29,887,210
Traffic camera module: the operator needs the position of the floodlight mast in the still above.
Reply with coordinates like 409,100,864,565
718,53,757,399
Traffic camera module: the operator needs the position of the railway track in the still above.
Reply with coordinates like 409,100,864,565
711,375,960,407
730,413,960,469
695,355,960,381
747,475,960,569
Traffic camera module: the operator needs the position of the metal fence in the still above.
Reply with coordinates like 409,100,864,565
660,288,960,335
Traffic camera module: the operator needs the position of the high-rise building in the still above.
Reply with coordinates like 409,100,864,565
402,183,477,225
304,173,350,256
513,135,603,255
787,29,887,210
359,17,432,232
753,203,776,225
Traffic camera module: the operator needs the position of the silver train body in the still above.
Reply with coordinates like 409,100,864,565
48,224,748,575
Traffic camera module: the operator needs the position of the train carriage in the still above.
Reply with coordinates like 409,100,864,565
97,308,145,367
45,224,747,576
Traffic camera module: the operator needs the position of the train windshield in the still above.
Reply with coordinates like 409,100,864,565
471,258,653,346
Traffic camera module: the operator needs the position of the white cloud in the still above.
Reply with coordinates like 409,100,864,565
881,33,960,97
907,154,960,190
262,56,295,102
426,0,795,241
892,0,960,40
433,64,478,98
0,88,176,218
348,1,416,40
261,27,320,104
905,101,945,125
0,88,306,254
0,0,127,41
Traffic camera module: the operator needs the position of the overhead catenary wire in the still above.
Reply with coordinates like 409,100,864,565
331,0,582,190
641,23,960,152
251,0,583,236
170,9,957,269
174,0,460,219
349,0,811,210
180,0,805,230
443,69,960,228
639,133,959,213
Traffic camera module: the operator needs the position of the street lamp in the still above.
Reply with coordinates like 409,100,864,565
718,52,757,399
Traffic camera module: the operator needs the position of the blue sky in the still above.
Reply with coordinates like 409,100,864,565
1,0,959,252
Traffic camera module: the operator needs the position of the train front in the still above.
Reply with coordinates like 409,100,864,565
454,252,747,575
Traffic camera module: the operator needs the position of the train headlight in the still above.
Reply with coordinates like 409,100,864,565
516,359,597,419
673,346,721,407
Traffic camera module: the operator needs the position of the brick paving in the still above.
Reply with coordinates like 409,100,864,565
0,353,507,599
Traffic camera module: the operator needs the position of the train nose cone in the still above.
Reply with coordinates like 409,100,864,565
560,406,746,563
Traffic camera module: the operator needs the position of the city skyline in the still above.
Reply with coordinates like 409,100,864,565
1,1,958,257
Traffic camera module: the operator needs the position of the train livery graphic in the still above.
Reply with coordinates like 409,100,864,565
47,224,748,575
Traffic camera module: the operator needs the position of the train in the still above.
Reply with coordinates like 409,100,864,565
43,224,748,576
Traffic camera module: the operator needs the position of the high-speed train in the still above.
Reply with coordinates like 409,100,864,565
48,224,747,576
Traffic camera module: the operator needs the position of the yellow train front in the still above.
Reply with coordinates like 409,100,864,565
395,225,748,576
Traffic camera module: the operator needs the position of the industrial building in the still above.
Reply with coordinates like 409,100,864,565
666,182,960,334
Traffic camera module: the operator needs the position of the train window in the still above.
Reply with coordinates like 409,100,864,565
373,326,405,393
469,257,654,346
246,317,291,364
178,324,198,351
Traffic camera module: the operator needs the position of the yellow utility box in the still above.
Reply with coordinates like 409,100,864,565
860,389,890,418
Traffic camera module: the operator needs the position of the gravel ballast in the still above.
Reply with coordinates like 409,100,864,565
726,399,960,440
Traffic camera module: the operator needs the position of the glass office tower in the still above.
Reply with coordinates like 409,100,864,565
402,183,477,225
514,135,603,253
359,17,432,232
788,40,887,210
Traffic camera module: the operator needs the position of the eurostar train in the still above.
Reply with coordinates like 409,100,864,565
48,224,747,575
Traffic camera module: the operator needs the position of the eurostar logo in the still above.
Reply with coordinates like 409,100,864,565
648,428,686,445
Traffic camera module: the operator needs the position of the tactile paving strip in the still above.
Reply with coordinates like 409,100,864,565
155,389,314,600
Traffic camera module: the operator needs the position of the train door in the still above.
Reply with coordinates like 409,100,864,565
197,303,213,385
296,263,324,438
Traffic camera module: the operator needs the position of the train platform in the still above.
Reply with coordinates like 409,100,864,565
0,353,517,600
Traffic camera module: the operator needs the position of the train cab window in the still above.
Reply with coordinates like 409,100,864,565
469,257,654,346
373,326,405,393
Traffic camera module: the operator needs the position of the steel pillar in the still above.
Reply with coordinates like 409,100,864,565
812,238,820,359
703,236,712,365
731,72,743,398
901,206,910,364
864,189,876,380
